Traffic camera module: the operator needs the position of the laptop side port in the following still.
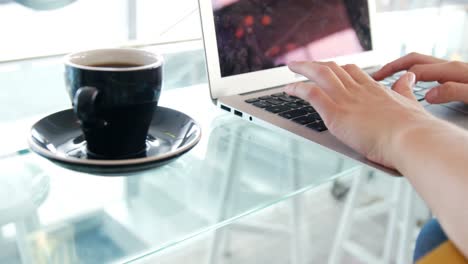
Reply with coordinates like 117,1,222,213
220,105,231,112
234,110,243,117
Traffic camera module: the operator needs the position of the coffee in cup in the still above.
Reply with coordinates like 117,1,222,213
64,48,163,159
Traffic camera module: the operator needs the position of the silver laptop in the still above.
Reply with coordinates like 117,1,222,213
198,0,468,175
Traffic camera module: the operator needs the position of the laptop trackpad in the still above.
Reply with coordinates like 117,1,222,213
426,103,468,130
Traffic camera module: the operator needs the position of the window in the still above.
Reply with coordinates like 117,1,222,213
0,0,201,62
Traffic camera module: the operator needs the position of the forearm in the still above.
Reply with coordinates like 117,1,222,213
391,118,468,258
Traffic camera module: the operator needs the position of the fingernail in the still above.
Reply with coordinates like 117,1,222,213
407,72,416,86
426,88,438,101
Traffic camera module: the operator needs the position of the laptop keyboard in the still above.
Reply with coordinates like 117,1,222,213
244,72,439,133
245,92,328,132
379,71,439,101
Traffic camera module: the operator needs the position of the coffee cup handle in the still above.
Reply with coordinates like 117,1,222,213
73,86,100,125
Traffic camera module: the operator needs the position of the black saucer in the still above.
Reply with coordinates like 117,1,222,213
28,107,201,175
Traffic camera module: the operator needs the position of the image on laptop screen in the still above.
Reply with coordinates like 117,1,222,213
212,0,372,77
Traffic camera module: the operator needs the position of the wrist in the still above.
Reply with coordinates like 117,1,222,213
387,113,441,171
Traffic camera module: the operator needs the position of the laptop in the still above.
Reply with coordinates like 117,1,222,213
198,0,468,175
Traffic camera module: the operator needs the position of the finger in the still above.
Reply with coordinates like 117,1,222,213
342,64,374,84
373,52,446,80
391,72,417,101
284,82,336,123
288,61,347,98
425,82,468,104
408,61,467,83
315,61,356,87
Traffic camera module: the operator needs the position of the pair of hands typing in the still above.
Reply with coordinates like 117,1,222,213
284,52,468,168
284,52,468,258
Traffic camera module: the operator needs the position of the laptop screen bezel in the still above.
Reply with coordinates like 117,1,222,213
199,0,381,100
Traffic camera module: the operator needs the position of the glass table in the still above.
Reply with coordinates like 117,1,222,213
0,77,429,264
10,10,468,258
0,77,365,261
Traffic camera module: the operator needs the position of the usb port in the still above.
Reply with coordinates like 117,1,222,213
220,105,231,112
234,110,243,117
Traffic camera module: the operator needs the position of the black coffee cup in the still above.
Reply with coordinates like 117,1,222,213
64,48,163,159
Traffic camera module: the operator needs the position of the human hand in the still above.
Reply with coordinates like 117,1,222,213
373,52,468,104
285,61,437,168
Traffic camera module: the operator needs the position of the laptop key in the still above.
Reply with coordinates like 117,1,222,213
266,99,284,105
310,112,323,121
412,86,424,92
259,95,273,100
292,114,317,125
286,102,302,109
302,106,316,113
307,121,328,132
279,109,308,119
296,100,310,106
252,101,271,108
415,88,430,96
416,81,439,90
379,80,391,87
386,76,399,82
265,105,291,113
271,92,285,97
277,96,296,103
245,98,259,103
414,93,425,101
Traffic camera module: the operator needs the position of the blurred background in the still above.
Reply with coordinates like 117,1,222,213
0,0,467,62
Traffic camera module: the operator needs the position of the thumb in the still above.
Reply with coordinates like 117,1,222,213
391,72,417,100
425,82,468,104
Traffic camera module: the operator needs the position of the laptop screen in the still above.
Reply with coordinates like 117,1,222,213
212,0,372,77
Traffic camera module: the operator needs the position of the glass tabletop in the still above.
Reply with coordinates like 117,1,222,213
0,72,366,263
